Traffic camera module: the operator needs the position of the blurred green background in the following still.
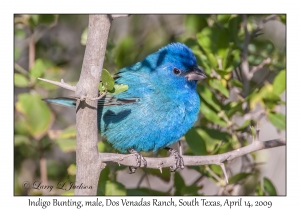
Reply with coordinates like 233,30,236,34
14,14,286,196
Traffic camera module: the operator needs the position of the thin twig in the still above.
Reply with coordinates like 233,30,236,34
39,157,48,195
205,165,222,183
38,78,76,92
249,15,277,39
219,163,228,184
249,58,271,77
28,28,35,70
241,15,251,96
137,172,147,188
90,91,107,101
14,63,28,75
240,15,277,97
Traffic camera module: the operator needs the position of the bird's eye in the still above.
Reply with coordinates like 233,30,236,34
173,68,181,75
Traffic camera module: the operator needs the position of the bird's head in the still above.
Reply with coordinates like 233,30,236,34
146,43,206,91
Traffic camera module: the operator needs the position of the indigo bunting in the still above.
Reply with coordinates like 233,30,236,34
45,43,206,172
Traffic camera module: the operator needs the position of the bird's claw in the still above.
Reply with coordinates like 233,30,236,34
128,148,147,173
168,148,184,172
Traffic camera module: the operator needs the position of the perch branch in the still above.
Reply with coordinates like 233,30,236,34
98,138,285,179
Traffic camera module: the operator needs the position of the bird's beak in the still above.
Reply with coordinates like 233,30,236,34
185,66,207,81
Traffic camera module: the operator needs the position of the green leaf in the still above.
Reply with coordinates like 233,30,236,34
67,164,76,176
185,15,208,33
147,168,171,182
47,160,65,179
217,28,230,57
263,93,281,109
30,59,46,82
215,69,231,77
229,173,251,184
217,15,231,24
250,126,257,140
97,166,110,195
197,26,219,54
57,125,76,139
81,28,88,45
209,79,229,98
229,79,243,88
279,15,286,24
182,185,202,196
15,28,26,39
15,93,53,139
14,135,31,146
174,172,185,195
191,127,231,153
268,112,286,130
38,14,57,25
105,181,126,195
56,139,76,152
255,181,264,196
273,70,286,95
225,102,244,118
14,73,29,87
263,177,277,195
210,164,223,176
15,47,21,61
40,136,52,151
101,69,115,91
14,116,30,135
197,85,221,111
114,36,135,68
235,120,250,131
207,53,218,68
200,102,227,127
62,191,74,196
228,15,242,45
216,142,233,154
98,82,105,93
185,128,208,155
28,15,39,28
185,127,231,155
97,141,106,152
108,84,129,94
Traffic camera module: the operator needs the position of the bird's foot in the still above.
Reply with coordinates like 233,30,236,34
128,148,147,173
166,147,184,172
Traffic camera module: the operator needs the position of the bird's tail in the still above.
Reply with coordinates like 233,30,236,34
43,97,76,108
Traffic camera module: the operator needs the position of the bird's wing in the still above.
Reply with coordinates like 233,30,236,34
98,94,139,106
44,94,139,108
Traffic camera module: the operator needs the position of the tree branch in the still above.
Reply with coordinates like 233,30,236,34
249,15,277,39
74,15,112,196
98,138,285,183
240,15,277,97
241,15,250,97
38,78,76,92
249,57,271,78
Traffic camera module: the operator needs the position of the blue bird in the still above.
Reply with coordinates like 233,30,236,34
45,43,206,172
